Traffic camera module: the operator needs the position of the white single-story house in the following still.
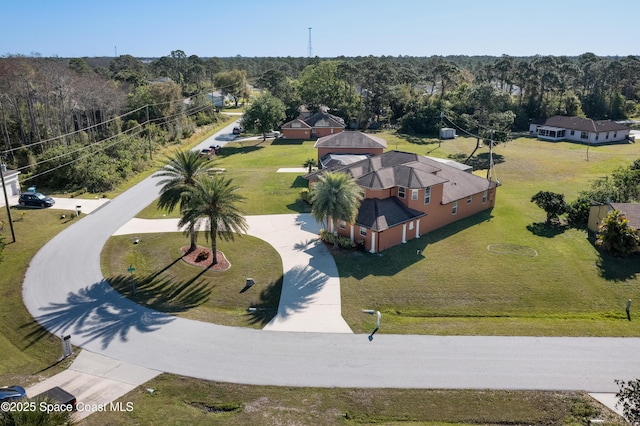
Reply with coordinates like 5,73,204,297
529,116,632,144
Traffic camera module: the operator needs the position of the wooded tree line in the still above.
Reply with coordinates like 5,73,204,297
1,51,639,191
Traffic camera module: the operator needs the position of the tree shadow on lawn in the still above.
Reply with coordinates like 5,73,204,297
395,133,439,146
290,175,308,188
596,251,640,282
271,138,305,145
216,145,263,158
526,222,569,238
337,210,494,279
245,276,283,326
21,271,212,350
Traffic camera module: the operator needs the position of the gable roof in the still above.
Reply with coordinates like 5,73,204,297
534,116,629,133
314,131,387,149
307,150,496,203
610,203,640,230
304,111,345,128
356,197,426,231
281,118,312,130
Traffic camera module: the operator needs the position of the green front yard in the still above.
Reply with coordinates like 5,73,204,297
131,133,640,336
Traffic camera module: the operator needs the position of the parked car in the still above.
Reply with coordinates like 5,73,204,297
0,385,26,402
199,148,215,159
232,126,242,135
33,386,77,411
265,130,281,138
18,191,55,208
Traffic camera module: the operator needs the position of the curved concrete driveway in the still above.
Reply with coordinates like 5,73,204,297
22,133,640,393
112,215,352,333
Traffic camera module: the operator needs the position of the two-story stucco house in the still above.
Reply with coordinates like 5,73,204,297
306,146,498,253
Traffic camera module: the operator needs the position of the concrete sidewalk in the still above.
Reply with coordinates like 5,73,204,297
113,214,352,333
26,350,160,421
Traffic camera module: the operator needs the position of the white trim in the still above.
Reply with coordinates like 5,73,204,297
370,232,376,253
402,224,407,243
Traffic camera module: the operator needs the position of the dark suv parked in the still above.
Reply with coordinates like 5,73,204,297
18,192,55,208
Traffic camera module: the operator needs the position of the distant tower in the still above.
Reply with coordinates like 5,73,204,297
307,27,313,57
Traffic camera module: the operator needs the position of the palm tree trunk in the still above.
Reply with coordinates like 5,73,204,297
211,236,218,265
332,218,338,249
189,229,198,253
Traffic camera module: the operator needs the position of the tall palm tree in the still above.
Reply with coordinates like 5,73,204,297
178,175,248,265
156,149,219,253
310,171,363,247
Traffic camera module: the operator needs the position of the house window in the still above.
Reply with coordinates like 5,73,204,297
482,190,487,204
570,130,575,136
606,132,610,140
411,189,418,200
339,220,346,229
398,187,405,198
424,187,431,204
595,134,599,141
467,195,472,204
452,201,458,215
409,221,414,230
359,227,367,237
614,132,617,138
580,131,588,140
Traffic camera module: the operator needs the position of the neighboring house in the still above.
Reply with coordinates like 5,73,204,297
206,91,231,108
1,165,21,199
529,116,632,144
306,148,498,253
314,131,387,166
588,202,640,238
281,111,345,139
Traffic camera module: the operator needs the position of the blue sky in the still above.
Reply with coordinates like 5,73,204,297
3,0,638,58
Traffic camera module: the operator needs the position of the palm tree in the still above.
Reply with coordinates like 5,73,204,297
156,149,219,253
303,158,317,173
310,171,363,248
178,175,248,265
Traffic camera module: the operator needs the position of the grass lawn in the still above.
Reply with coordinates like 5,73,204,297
134,131,640,337
80,374,623,425
0,207,79,385
5,128,637,425
101,232,283,328
338,133,640,335
136,138,317,219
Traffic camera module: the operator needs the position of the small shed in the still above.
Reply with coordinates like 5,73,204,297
440,128,456,139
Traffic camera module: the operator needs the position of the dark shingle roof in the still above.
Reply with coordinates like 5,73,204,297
304,112,345,128
308,150,496,203
356,197,426,231
535,116,629,133
610,203,640,230
314,131,387,149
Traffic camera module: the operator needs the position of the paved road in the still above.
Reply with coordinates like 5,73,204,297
21,121,640,393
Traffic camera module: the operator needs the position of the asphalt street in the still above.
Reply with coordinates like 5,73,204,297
21,119,640,393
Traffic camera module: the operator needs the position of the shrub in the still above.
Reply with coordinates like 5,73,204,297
319,229,334,244
338,236,355,249
300,189,311,204
195,250,210,262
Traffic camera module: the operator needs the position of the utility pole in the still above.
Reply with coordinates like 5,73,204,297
438,110,444,147
146,105,153,160
308,27,313,58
